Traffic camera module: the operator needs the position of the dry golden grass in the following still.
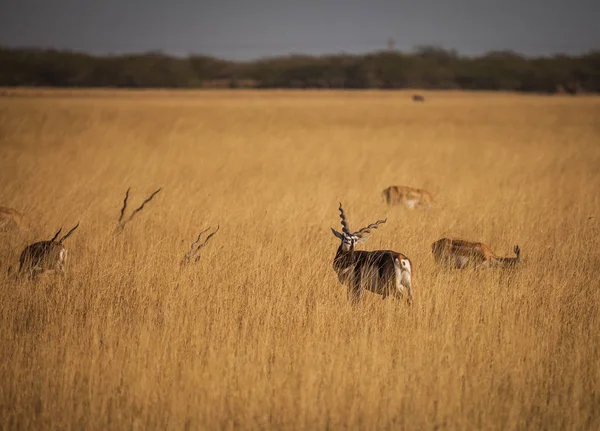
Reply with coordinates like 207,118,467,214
0,89,599,430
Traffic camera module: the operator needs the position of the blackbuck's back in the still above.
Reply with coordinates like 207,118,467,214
16,222,80,279
333,245,413,303
18,241,67,278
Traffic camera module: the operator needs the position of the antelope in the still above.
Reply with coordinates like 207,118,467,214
382,185,434,209
116,187,162,232
331,203,412,304
412,94,425,102
16,222,80,280
431,238,520,270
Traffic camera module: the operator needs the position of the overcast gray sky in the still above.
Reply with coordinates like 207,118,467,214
0,0,598,60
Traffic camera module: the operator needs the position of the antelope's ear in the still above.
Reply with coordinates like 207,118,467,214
331,228,344,240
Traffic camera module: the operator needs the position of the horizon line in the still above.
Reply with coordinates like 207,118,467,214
2,44,598,62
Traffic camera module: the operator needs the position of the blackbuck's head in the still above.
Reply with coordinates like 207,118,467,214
498,244,521,267
508,245,521,266
331,203,387,251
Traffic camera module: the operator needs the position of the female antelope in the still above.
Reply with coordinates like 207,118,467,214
382,185,434,209
331,203,412,304
431,238,520,270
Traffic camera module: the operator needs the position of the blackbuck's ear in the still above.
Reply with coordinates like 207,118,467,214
331,228,344,240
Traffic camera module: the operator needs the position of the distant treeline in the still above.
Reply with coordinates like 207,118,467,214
1,46,599,93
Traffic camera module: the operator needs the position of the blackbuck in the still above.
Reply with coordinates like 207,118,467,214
181,226,220,267
382,185,434,209
116,187,162,232
412,94,425,102
16,222,80,280
431,238,521,270
331,203,412,304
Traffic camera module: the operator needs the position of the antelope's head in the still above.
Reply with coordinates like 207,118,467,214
331,203,387,251
506,245,521,266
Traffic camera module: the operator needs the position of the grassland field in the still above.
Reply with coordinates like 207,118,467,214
0,89,599,430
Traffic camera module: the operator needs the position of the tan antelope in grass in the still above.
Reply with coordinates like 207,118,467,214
431,238,520,270
331,203,412,304
15,223,80,280
382,185,434,209
116,187,162,232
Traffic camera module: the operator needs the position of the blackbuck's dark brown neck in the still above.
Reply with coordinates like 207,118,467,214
333,244,350,267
